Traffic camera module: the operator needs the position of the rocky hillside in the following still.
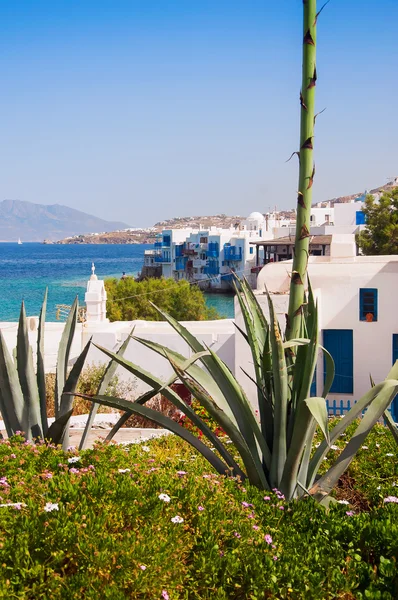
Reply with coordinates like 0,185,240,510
0,200,130,242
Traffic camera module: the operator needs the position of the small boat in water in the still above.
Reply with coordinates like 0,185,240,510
17,238,22,245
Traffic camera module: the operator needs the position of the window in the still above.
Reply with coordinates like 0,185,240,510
323,330,353,394
360,288,378,322
250,247,254,254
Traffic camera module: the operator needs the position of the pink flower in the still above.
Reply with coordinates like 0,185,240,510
278,506,284,510
198,506,204,511
264,534,273,545
273,555,278,561
43,472,53,479
234,532,241,538
69,467,79,474
176,470,187,476
10,454,16,459
263,496,271,501
346,511,355,516
384,496,398,504
253,525,259,530
162,591,169,600
139,565,146,571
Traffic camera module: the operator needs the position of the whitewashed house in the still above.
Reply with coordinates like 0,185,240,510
235,234,398,421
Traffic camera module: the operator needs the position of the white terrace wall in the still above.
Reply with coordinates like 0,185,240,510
0,319,235,399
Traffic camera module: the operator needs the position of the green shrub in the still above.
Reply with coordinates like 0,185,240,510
45,364,136,418
0,426,396,599
105,277,220,322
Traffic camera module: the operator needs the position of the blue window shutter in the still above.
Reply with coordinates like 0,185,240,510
359,288,378,321
323,330,353,394
250,247,253,254
356,211,366,225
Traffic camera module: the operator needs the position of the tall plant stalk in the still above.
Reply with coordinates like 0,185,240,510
287,0,318,340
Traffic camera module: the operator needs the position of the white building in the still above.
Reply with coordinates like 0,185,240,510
235,234,398,421
146,212,273,290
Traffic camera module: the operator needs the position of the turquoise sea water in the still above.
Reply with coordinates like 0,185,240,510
0,243,234,321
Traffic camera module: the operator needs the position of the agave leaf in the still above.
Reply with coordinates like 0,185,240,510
239,277,268,349
75,392,234,477
146,303,266,469
0,330,25,436
383,409,398,444
131,336,237,425
58,339,91,450
16,302,42,439
233,322,249,344
283,338,310,349
310,379,398,500
55,297,78,418
37,288,48,436
307,380,398,489
47,409,74,445
204,345,270,471
79,332,132,451
231,285,273,448
165,359,268,489
280,301,319,499
304,397,329,444
267,291,288,487
319,345,335,398
148,301,205,354
91,343,243,473
103,388,159,443
296,421,317,498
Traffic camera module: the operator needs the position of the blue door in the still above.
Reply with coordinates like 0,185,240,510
323,330,353,394
392,335,398,422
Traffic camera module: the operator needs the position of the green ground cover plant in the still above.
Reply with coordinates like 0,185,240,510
0,425,396,600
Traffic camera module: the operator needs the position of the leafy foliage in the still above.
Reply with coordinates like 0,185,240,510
0,292,89,448
357,188,398,255
0,431,397,599
45,363,136,418
105,277,220,322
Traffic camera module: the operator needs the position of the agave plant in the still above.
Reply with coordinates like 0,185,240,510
0,291,91,448
75,278,398,503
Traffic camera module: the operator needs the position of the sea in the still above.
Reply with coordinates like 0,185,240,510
0,243,234,321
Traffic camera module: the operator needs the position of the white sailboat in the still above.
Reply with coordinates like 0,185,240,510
17,238,22,245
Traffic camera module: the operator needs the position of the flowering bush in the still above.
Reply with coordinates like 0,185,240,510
178,399,226,438
0,424,396,599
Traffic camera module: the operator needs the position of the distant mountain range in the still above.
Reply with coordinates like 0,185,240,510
0,200,130,242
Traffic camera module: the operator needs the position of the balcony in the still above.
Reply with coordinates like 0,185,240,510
207,242,219,258
224,245,242,262
182,245,197,256
193,259,207,268
154,254,163,263
175,257,186,271
204,265,220,276
154,241,162,249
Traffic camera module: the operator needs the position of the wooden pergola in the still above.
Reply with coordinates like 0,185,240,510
250,235,332,271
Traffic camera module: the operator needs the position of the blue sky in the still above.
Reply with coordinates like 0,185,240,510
1,1,397,227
